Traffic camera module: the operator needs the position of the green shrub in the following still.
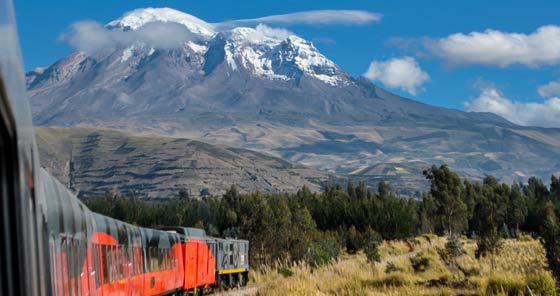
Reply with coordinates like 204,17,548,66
527,272,557,296
385,261,404,273
445,238,465,258
372,273,412,287
436,247,448,261
462,266,481,277
305,231,341,267
410,254,430,272
486,274,525,296
279,266,294,278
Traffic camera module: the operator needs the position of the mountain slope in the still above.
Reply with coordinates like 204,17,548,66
35,126,325,198
27,8,560,192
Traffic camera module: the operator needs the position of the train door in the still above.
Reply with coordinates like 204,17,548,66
206,240,216,284
197,241,206,285
184,240,197,290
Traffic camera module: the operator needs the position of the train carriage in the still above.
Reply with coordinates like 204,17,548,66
214,238,249,290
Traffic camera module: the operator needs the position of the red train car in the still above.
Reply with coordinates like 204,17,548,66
160,227,217,295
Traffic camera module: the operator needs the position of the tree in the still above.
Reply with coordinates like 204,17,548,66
177,189,188,199
507,183,527,234
551,175,560,201
418,193,437,233
363,227,382,263
356,181,367,199
347,179,356,199
378,180,389,199
539,201,560,280
423,165,468,236
475,223,503,270
526,177,550,202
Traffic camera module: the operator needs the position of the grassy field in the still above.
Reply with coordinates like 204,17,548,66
252,235,556,295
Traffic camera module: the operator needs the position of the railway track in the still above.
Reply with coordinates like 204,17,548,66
214,285,259,296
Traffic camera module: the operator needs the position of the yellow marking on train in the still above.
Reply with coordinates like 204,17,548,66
218,268,246,275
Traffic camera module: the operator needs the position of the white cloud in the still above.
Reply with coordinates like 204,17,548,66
218,10,381,27
60,20,199,53
464,86,560,128
538,80,560,98
254,24,293,40
363,57,430,95
62,9,380,53
430,25,560,67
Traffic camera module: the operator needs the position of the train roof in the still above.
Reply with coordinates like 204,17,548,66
158,226,249,243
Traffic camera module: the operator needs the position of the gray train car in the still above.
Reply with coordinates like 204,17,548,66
213,237,249,289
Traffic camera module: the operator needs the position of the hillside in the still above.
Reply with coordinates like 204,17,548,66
26,8,560,193
35,126,325,198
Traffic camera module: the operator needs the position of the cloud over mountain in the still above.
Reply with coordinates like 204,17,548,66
430,25,560,67
538,80,560,98
60,20,200,53
364,57,429,95
217,10,381,27
465,86,560,128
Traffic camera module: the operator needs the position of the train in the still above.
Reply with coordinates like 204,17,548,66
45,168,249,296
0,0,249,295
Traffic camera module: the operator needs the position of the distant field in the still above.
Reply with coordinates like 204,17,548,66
251,235,556,296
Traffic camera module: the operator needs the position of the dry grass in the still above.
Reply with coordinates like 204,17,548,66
456,238,547,276
253,235,556,296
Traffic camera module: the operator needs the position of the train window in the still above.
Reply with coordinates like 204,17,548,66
159,248,164,271
127,246,132,277
167,248,171,270
92,244,101,288
62,238,68,296
138,247,143,274
139,247,143,274
75,240,81,296
107,245,112,283
110,245,114,282
163,248,167,270
49,237,57,294
107,245,113,283
100,245,107,284
149,247,155,272
118,246,124,280
112,246,118,281
141,247,144,273
132,247,138,275
160,249,165,270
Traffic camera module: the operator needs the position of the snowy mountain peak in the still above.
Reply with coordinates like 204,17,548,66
32,7,348,87
106,7,216,37
204,26,344,85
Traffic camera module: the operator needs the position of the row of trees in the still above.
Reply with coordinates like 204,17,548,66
83,165,560,278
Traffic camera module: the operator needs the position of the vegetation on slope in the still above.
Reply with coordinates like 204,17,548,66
253,236,555,295
83,164,560,293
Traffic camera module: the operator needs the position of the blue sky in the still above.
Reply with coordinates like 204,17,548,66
13,0,560,127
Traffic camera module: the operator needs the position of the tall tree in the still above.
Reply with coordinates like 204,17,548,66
423,165,467,236
378,180,389,199
347,179,357,199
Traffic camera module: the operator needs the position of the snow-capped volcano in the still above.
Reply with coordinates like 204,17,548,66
26,7,560,194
